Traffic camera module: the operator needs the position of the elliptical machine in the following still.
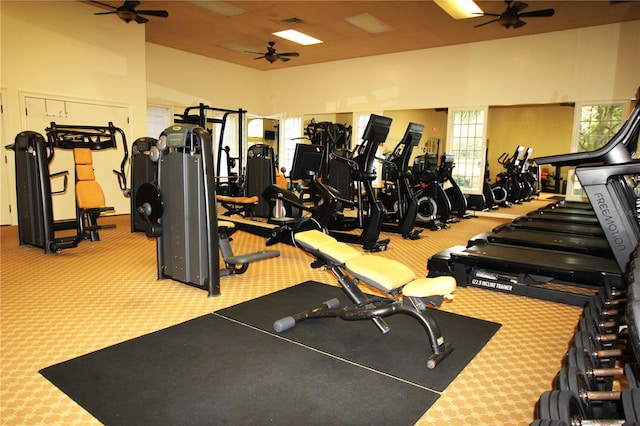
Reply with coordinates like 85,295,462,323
491,145,525,207
440,154,470,219
265,115,393,252
518,147,537,201
305,120,354,200
411,153,453,230
466,148,498,211
378,122,424,239
324,115,391,250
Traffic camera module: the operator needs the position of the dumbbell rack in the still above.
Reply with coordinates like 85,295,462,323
530,259,640,425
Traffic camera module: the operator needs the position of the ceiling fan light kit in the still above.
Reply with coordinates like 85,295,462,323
91,0,168,24
244,41,300,64
473,0,555,29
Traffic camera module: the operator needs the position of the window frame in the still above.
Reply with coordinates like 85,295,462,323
445,106,489,195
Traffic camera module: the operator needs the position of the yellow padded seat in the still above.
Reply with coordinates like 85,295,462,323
295,229,456,296
294,230,338,252
318,241,361,265
276,173,287,187
73,148,108,210
75,164,96,181
73,147,93,165
344,255,416,292
218,220,235,229
75,181,107,209
216,195,259,205
402,276,457,298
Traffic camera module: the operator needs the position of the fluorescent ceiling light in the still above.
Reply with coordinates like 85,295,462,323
434,0,483,20
273,29,323,45
344,13,393,34
186,1,246,17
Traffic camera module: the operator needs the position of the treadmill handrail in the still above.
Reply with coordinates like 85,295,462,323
533,88,640,167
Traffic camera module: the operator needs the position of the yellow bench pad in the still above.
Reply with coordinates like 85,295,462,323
345,255,416,292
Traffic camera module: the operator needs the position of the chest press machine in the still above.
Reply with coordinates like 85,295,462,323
273,229,457,369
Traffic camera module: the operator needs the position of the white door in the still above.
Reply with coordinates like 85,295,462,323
23,96,131,221
0,92,15,225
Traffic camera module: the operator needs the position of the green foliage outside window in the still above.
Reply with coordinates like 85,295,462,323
578,104,624,152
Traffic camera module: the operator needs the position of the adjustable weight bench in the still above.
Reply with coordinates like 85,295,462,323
274,229,456,369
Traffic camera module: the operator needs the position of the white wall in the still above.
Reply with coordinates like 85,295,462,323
0,1,266,226
258,21,639,116
2,0,638,226
1,1,148,139
1,0,150,224
145,43,265,114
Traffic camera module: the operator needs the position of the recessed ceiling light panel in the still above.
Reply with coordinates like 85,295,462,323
344,13,393,34
273,29,323,45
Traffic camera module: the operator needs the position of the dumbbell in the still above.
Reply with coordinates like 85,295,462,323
572,331,631,368
583,301,623,324
580,313,625,337
586,292,627,315
535,389,640,425
555,366,629,418
563,347,634,391
576,319,628,353
578,315,628,337
599,281,627,303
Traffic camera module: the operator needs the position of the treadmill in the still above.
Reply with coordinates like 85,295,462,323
427,88,640,306
521,209,600,225
535,203,596,216
469,225,614,258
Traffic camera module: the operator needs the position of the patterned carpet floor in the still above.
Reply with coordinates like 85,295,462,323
0,197,583,425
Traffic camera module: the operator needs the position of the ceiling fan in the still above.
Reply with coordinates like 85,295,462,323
245,42,300,63
474,1,555,29
91,1,168,24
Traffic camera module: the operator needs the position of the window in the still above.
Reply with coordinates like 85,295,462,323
354,114,371,144
280,117,302,174
447,108,488,193
247,118,263,138
147,106,171,139
576,103,625,152
567,101,627,200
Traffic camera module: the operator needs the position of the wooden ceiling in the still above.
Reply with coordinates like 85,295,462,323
86,1,640,71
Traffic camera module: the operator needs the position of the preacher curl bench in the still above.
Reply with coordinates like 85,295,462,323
273,229,456,369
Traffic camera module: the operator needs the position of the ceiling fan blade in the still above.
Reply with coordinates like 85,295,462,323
519,9,555,18
476,12,501,17
94,11,118,15
137,10,169,17
253,56,265,60
90,0,117,10
279,57,291,62
278,52,299,57
513,19,527,28
134,15,149,24
511,2,529,13
124,0,141,8
474,18,499,28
